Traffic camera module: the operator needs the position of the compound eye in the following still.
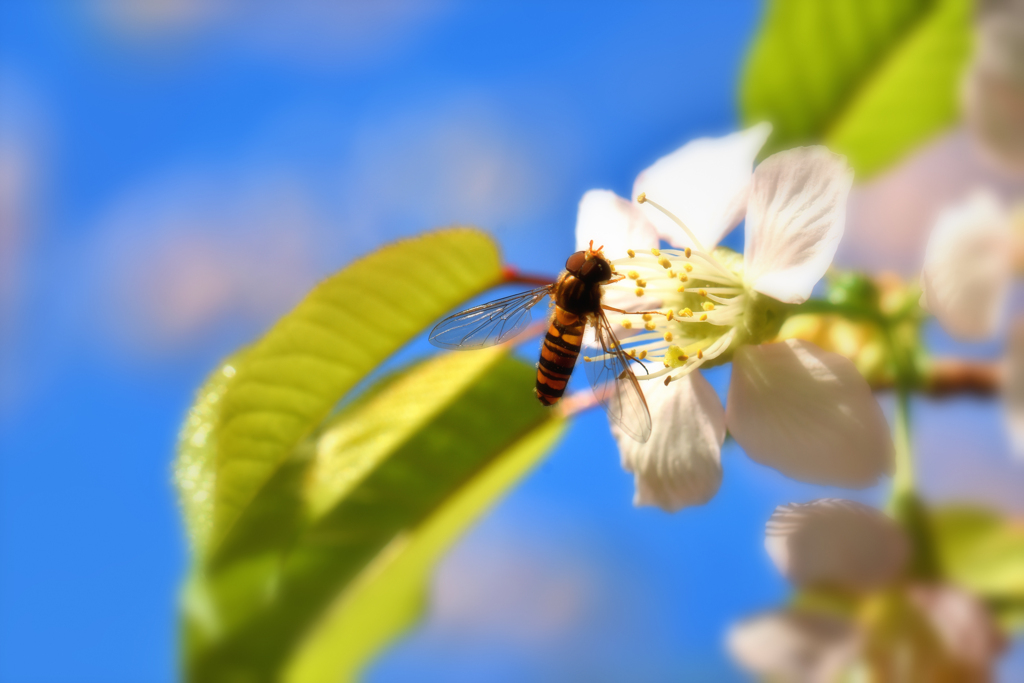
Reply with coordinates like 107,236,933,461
565,251,587,274
580,257,612,282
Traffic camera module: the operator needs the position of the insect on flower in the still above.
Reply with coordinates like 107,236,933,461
429,241,655,442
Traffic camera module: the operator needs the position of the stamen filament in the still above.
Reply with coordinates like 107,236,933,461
638,195,708,253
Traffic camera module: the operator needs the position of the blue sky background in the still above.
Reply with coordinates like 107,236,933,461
1,2,1022,682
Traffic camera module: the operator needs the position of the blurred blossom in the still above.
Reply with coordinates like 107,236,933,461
0,71,48,408
430,532,596,646
965,0,1024,172
1002,320,1024,459
75,98,553,361
764,500,909,594
840,130,1024,275
0,128,34,319
91,0,449,65
729,500,1006,683
575,127,892,512
920,190,1016,341
337,106,559,251
728,611,860,683
91,174,325,356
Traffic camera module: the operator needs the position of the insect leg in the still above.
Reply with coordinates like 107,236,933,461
601,305,672,318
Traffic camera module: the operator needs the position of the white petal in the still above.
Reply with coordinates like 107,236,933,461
575,189,658,259
765,499,909,592
743,147,854,304
964,5,1024,172
615,371,725,512
919,191,1013,341
728,611,860,683
632,123,771,250
909,583,1006,676
1002,319,1024,460
727,340,894,487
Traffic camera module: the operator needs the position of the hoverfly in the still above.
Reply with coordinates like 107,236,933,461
429,242,653,442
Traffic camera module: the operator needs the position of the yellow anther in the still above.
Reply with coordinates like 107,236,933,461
645,322,656,331
685,247,692,258
635,287,644,297
638,350,647,360
698,289,707,297
684,263,693,272
627,270,639,280
697,349,704,359
627,249,636,258
651,248,661,256
665,310,674,321
700,313,708,321
703,302,715,311
637,192,647,204
681,308,693,317
621,319,633,329
663,360,670,367
679,273,688,282
610,264,617,273
677,285,686,292
658,256,672,269
636,279,647,287
663,332,673,342
642,313,652,321
583,356,592,362
668,269,676,278
628,349,636,358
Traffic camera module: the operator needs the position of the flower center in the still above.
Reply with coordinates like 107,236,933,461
604,244,745,385
594,192,783,385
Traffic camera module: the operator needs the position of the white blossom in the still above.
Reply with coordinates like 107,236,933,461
729,500,1005,683
576,126,892,511
964,0,1024,171
920,191,1014,341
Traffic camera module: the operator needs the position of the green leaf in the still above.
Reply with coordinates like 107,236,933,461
184,349,567,682
931,506,1024,602
211,228,502,554
741,0,973,178
174,355,245,554
988,596,1024,634
285,417,566,683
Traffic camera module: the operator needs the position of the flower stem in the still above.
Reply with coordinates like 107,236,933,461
887,385,939,580
501,266,556,287
890,387,914,501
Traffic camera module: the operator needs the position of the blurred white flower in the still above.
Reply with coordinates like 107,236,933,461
1002,319,1024,460
575,127,892,511
765,499,910,593
920,191,1015,341
729,500,1006,683
965,0,1024,172
728,611,860,683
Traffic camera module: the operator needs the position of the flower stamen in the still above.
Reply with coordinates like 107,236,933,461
637,193,708,253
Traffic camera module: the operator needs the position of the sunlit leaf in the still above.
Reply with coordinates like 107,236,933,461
174,356,244,555
184,349,567,682
931,506,1024,606
988,596,1024,634
286,418,567,683
211,228,502,553
741,0,972,178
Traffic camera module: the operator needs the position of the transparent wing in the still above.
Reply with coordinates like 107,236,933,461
429,286,553,350
583,310,653,443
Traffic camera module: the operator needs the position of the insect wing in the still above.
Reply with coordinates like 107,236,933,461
429,286,552,350
583,310,653,442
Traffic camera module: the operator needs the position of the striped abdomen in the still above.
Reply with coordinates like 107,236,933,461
535,306,584,406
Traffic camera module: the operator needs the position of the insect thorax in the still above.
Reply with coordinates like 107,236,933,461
554,273,602,316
